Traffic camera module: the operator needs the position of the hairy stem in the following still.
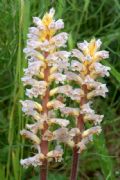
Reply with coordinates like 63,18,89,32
40,53,50,180
70,85,87,180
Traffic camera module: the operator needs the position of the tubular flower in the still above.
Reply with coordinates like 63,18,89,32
20,8,70,168
65,38,110,153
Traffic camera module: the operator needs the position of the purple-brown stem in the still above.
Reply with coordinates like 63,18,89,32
40,53,50,180
70,85,87,180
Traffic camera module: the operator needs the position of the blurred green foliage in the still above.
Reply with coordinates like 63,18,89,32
0,0,120,179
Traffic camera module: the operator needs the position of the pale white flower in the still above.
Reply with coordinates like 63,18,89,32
94,62,111,77
20,129,40,144
55,19,64,29
77,135,93,153
39,40,53,52
87,84,108,99
47,100,65,109
25,88,38,98
77,40,89,52
47,51,70,62
20,153,45,168
77,140,87,152
53,127,72,143
84,113,104,125
49,19,64,30
28,27,40,36
57,59,70,72
71,60,83,72
24,113,47,127
60,107,80,117
23,48,44,59
69,128,80,137
56,51,71,59
42,130,54,141
66,71,83,85
26,121,44,133
27,40,42,49
27,33,38,40
82,126,102,138
81,102,94,114
51,85,84,101
49,7,55,17
47,145,63,162
57,85,73,96
48,118,69,127
33,17,44,30
25,81,47,98
50,73,66,84
83,75,101,89
21,76,34,86
96,84,108,97
55,73,66,84
28,56,44,62
27,40,53,53
94,50,109,60
20,100,42,119
47,51,70,71
51,32,68,48
95,39,102,50
69,88,84,101
53,128,77,147
23,61,44,77
72,49,85,62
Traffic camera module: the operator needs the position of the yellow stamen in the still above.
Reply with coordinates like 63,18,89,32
50,88,58,96
37,54,45,61
89,38,96,56
50,66,57,74
35,103,43,111
47,101,53,109
48,74,54,83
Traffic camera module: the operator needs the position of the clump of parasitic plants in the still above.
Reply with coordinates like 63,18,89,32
20,8,111,180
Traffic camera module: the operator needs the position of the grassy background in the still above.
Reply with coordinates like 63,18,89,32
0,0,120,179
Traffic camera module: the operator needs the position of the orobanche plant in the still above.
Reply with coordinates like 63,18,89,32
20,8,70,179
20,8,111,180
67,39,110,180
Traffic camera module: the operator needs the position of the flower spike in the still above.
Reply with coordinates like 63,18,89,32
69,38,110,180
20,8,70,174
